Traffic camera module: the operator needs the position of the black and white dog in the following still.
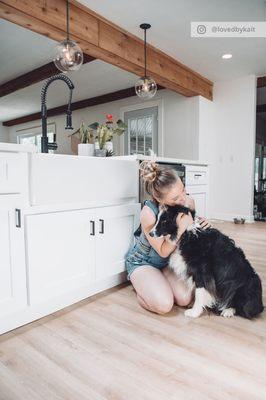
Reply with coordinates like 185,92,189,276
150,205,264,319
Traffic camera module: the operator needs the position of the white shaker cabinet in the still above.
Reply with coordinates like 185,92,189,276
25,208,96,305
185,165,209,217
25,203,140,306
95,203,139,281
0,202,27,318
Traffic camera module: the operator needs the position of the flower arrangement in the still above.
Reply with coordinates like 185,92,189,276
69,121,94,144
88,114,127,150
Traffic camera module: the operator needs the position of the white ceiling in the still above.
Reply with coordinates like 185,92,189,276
79,0,266,82
0,19,57,84
0,59,138,122
0,20,138,122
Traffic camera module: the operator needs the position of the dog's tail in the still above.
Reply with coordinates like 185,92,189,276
234,273,264,319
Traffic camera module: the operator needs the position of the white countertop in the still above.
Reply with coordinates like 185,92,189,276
113,154,209,166
0,142,37,153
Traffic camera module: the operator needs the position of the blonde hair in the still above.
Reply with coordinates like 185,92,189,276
139,160,179,202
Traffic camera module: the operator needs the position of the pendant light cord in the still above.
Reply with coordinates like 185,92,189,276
66,0,70,41
144,28,147,77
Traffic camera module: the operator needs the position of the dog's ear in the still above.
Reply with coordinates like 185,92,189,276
173,205,191,215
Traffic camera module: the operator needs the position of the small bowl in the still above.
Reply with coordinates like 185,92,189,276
234,218,245,224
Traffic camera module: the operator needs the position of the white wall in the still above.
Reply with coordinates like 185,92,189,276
7,89,199,159
5,76,257,221
198,75,257,221
0,123,8,142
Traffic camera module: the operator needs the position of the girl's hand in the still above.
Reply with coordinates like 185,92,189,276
198,217,212,230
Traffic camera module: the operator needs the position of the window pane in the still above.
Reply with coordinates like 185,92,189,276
124,107,158,155
137,118,145,155
129,119,137,154
145,116,152,155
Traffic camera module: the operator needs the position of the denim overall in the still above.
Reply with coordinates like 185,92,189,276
125,199,170,280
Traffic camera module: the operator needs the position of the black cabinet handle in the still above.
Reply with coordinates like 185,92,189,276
15,209,21,228
194,174,202,177
90,220,95,236
99,219,104,234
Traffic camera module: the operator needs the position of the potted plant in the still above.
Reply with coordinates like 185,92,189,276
70,121,95,156
89,114,127,157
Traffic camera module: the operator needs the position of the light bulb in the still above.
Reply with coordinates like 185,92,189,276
54,39,83,72
135,76,157,99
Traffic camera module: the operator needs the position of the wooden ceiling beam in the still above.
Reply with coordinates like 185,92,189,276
0,0,213,100
0,54,96,98
2,85,164,127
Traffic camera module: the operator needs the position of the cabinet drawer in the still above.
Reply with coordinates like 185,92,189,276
185,165,207,186
0,153,25,194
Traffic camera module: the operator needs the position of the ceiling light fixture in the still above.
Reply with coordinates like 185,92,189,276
53,0,83,72
135,23,157,99
222,53,233,59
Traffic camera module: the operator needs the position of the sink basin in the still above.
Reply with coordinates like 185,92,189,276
29,153,139,206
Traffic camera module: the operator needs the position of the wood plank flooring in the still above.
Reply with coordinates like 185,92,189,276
0,221,265,400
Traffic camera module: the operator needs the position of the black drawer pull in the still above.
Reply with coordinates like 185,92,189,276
99,219,104,234
15,209,21,228
90,220,95,236
194,174,202,178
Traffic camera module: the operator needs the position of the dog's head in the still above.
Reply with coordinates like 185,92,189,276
149,205,196,241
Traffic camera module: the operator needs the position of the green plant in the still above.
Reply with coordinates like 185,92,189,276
88,115,127,150
106,149,115,157
69,121,94,144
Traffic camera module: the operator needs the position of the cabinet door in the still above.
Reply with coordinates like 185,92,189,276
94,203,141,281
25,209,96,305
0,207,27,317
186,185,207,217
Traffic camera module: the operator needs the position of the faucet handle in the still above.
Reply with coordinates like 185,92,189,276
65,112,73,130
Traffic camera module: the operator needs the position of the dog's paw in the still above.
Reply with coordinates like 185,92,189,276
184,308,201,318
221,308,235,318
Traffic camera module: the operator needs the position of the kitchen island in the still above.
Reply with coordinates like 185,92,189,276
0,144,209,334
0,143,140,334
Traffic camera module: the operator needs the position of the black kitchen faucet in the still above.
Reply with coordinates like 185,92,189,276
41,74,74,153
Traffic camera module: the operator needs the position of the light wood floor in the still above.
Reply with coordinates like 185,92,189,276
0,221,265,400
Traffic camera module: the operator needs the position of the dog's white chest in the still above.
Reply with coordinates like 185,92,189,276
169,248,188,279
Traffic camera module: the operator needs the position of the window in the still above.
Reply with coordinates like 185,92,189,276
17,124,56,153
124,106,158,155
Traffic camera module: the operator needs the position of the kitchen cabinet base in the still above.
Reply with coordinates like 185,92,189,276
0,271,127,335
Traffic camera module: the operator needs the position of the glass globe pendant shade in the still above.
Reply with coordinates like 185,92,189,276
135,76,157,99
54,39,83,72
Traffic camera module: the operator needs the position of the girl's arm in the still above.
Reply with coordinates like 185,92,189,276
140,205,177,258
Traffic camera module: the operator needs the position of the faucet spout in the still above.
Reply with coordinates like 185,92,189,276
41,74,75,153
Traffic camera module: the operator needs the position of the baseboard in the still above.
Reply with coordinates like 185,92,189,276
210,213,255,223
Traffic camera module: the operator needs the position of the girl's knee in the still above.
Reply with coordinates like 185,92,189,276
137,293,174,314
175,290,194,307
151,295,174,314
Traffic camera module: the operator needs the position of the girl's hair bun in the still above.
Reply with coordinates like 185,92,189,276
139,160,159,183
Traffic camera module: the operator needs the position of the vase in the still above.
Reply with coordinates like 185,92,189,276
78,143,95,156
105,141,113,152
94,148,107,157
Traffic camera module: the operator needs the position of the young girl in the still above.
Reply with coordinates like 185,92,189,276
125,160,211,315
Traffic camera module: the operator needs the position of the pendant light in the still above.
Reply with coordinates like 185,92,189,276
135,23,157,99
53,0,83,72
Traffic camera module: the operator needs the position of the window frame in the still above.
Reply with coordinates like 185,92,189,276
16,123,56,153
119,99,163,156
